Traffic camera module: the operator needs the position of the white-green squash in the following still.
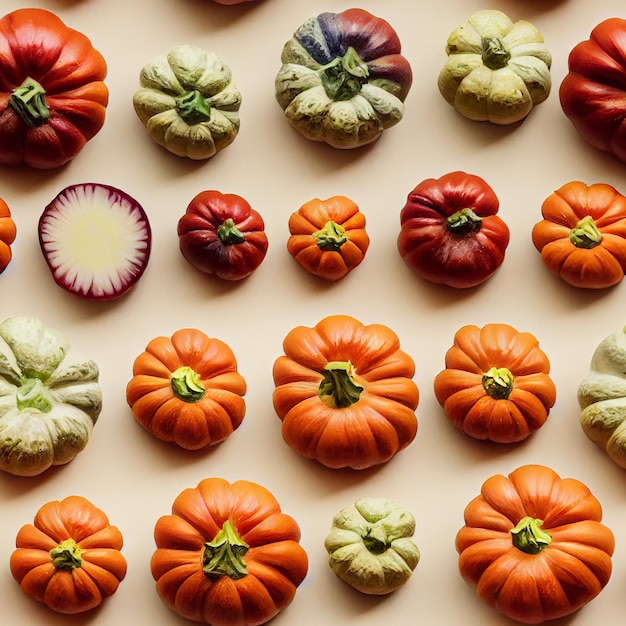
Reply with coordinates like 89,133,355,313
578,326,626,468
0,317,102,476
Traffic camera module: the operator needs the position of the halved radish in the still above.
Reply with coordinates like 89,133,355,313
39,183,152,301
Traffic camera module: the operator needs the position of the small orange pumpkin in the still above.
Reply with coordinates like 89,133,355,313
126,328,246,450
0,197,16,273
531,180,626,288
272,314,419,469
434,323,556,443
287,196,370,281
10,496,127,614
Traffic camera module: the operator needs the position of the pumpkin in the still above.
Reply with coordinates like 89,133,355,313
126,328,246,451
272,314,419,469
434,323,556,443
178,190,269,281
0,316,102,476
287,196,370,281
10,496,127,614
324,497,420,595
0,197,16,273
560,18,626,163
151,477,308,625
531,181,626,289
437,10,552,125
456,464,615,624
133,44,241,160
397,171,510,288
0,8,108,169
578,325,626,468
275,8,412,149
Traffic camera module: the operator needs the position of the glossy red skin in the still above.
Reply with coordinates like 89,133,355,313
560,18,626,163
0,9,109,169
178,190,269,281
397,171,510,288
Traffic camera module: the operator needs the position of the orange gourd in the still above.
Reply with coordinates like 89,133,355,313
287,196,370,281
456,464,615,624
126,328,246,450
434,323,556,443
151,477,308,625
531,180,626,288
0,197,16,273
272,314,419,469
10,496,127,614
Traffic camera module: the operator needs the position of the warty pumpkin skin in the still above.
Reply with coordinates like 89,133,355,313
434,323,556,443
10,496,127,614
272,314,419,469
151,477,309,625
126,328,246,450
456,464,615,624
531,181,626,289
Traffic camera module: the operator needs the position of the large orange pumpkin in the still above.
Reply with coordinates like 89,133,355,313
272,314,419,469
456,464,615,624
126,328,246,450
434,323,556,443
151,477,308,625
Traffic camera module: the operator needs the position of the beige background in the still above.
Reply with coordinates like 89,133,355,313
1,0,626,624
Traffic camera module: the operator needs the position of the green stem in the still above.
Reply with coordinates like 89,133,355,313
313,221,347,251
202,519,249,580
16,378,53,412
217,218,246,245
481,37,511,70
50,539,84,570
446,208,483,236
363,531,387,555
482,366,514,400
318,361,363,409
170,366,205,402
569,215,602,249
510,516,552,554
319,46,369,101
9,77,50,127
175,90,212,124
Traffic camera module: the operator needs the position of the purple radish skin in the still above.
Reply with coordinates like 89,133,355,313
39,183,152,301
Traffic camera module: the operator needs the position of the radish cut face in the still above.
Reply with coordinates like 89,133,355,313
39,183,152,301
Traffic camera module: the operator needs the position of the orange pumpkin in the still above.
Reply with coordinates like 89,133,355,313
434,323,556,443
531,180,626,288
0,197,16,273
287,196,370,281
151,477,308,625
10,496,127,614
272,314,419,469
126,328,246,450
456,464,615,624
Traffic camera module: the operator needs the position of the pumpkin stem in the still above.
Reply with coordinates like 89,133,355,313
481,37,511,70
50,538,84,570
510,516,552,554
319,46,369,101
569,215,602,249
175,90,212,124
170,366,205,402
362,528,388,555
318,361,364,408
313,221,348,251
16,378,53,413
482,366,514,400
202,519,249,580
9,77,50,127
446,208,483,236
217,218,246,245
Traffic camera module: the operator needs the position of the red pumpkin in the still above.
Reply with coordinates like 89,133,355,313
0,8,108,169
151,477,308,625
457,464,615,624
